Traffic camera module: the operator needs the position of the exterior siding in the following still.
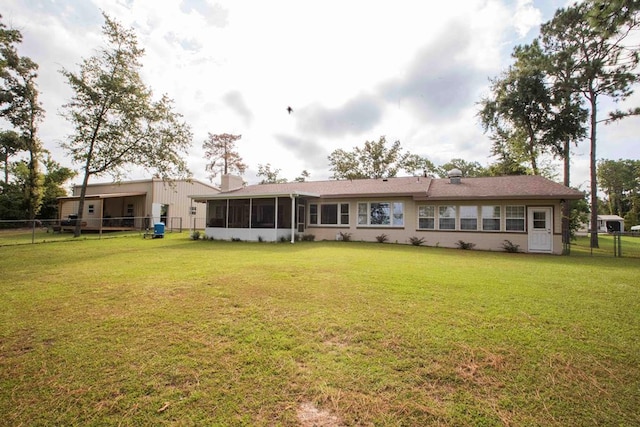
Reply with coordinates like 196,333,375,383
151,180,217,230
74,180,153,196
304,198,564,254
195,175,581,255
63,179,219,230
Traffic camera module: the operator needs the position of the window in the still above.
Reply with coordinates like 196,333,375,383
88,204,94,214
438,206,456,230
310,203,349,225
481,206,501,231
506,205,525,231
533,211,546,229
357,202,404,227
418,205,435,229
341,203,349,225
309,204,318,225
392,203,403,226
459,206,478,230
358,203,368,225
321,204,338,224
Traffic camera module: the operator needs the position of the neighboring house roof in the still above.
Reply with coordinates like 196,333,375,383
190,175,583,202
597,215,624,221
57,192,147,201
78,177,218,189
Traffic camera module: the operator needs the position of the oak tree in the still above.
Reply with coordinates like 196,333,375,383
60,14,192,236
328,136,408,180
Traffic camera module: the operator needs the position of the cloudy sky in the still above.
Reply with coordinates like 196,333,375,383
2,0,639,190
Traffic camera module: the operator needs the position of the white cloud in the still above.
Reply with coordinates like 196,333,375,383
3,0,636,192
513,0,543,37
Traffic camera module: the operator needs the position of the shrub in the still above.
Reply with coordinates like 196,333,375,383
502,239,520,253
376,233,388,243
301,234,315,241
231,237,242,242
190,230,201,240
456,240,476,250
339,232,352,242
409,236,425,246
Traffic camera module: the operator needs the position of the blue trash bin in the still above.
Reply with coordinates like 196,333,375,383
153,222,165,238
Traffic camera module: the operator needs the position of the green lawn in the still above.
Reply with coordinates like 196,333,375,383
1,235,638,426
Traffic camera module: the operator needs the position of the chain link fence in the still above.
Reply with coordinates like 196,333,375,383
571,232,640,258
0,217,184,246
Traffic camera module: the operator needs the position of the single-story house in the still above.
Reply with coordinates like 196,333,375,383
58,178,219,231
189,172,584,254
587,214,625,233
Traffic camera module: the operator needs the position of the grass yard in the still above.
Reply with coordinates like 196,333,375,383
1,235,639,426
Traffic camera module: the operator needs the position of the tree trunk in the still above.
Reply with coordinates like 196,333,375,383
589,93,599,249
3,153,8,185
73,154,93,237
562,140,571,254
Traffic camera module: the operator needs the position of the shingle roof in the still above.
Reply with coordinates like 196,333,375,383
190,175,583,201
423,175,584,200
218,176,431,198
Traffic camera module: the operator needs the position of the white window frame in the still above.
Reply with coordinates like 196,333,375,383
459,206,478,230
506,205,526,232
309,203,318,225
438,206,456,230
309,203,349,226
481,205,501,231
357,202,404,227
417,205,435,230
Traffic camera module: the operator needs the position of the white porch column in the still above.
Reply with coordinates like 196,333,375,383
290,195,296,243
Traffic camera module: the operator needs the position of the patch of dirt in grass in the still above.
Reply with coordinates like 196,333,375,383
455,346,508,387
297,401,343,427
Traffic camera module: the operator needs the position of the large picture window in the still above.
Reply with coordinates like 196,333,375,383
418,205,435,229
357,202,404,227
438,206,456,230
506,205,525,231
459,206,478,230
482,206,501,231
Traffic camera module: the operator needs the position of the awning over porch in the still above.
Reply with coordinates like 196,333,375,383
57,192,147,201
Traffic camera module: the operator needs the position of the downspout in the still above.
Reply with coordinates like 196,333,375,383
274,197,279,242
290,194,296,244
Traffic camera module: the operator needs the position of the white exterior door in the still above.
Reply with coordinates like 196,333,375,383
152,203,162,224
528,207,552,253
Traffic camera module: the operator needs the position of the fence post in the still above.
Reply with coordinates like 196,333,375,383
31,219,36,244
617,232,622,258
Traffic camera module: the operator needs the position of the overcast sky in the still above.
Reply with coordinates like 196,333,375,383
2,0,639,190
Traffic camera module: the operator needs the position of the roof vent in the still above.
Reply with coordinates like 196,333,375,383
447,168,463,184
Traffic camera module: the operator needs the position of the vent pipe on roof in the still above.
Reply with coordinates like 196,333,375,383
447,168,463,184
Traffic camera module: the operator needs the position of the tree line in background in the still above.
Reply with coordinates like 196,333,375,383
2,3,639,243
